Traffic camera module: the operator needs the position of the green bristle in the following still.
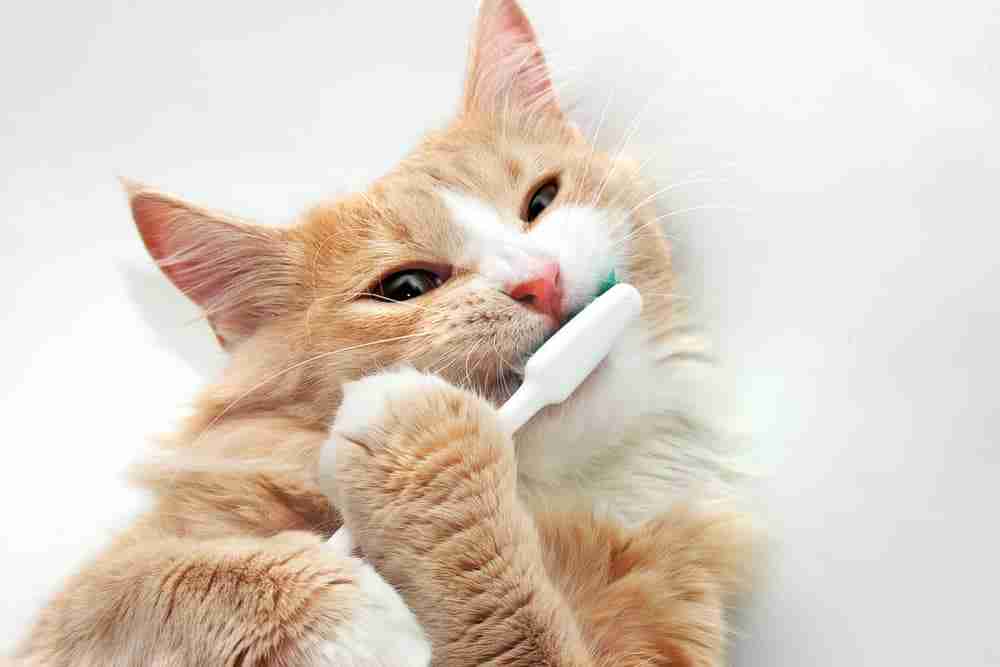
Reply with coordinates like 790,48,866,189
561,270,620,327
596,270,618,296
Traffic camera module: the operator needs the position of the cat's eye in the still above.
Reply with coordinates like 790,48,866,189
523,178,559,223
376,268,447,302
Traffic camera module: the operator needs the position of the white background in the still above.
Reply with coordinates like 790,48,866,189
2,0,997,663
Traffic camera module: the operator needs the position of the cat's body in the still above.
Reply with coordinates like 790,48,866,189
18,1,753,664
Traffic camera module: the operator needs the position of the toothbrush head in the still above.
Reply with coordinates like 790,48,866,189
596,270,618,297
563,270,620,324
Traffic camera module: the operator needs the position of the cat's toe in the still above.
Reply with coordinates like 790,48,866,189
332,366,449,441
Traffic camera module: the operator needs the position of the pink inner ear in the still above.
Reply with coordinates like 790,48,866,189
129,189,291,347
464,0,560,118
131,194,231,308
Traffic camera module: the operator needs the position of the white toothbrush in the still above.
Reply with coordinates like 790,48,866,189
496,282,642,432
324,282,643,554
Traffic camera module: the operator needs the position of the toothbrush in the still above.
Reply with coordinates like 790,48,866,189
496,282,642,432
324,282,643,553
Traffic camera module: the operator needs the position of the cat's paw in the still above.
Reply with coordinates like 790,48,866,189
332,366,451,443
315,557,431,666
318,367,449,507
323,366,515,573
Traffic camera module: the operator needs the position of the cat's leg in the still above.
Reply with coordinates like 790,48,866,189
535,506,757,667
19,529,430,666
329,368,595,666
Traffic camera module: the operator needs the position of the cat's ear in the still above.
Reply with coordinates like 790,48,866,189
124,180,301,349
462,0,561,119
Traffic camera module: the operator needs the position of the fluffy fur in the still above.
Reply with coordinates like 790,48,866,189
17,1,754,664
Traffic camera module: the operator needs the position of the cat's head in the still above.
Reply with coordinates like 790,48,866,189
130,0,680,475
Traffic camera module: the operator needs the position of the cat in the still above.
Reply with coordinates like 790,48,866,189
18,0,754,665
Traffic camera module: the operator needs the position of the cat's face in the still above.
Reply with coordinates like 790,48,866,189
130,0,676,471
289,115,670,406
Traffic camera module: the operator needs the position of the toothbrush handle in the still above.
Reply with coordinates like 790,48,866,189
496,382,544,434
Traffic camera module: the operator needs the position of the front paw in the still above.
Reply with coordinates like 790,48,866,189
332,366,453,444
322,368,516,573
317,368,450,514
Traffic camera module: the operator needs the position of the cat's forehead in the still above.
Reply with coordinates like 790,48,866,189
307,123,574,238
297,116,632,293
404,119,581,205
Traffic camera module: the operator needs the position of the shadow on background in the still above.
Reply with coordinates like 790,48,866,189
116,260,225,379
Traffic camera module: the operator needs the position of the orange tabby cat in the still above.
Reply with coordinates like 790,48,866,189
18,1,753,665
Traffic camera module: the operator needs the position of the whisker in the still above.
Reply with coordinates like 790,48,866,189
573,86,615,206
428,348,464,377
601,153,662,212
638,291,694,301
589,93,657,209
304,291,449,342
613,204,749,249
469,341,490,396
619,177,730,219
608,177,731,229
463,340,483,390
352,293,457,309
189,331,436,446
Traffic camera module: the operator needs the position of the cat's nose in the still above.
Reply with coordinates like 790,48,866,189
506,262,563,322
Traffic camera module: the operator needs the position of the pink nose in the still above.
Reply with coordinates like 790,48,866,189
507,262,563,322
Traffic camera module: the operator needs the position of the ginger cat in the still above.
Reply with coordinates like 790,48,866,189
18,1,753,665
